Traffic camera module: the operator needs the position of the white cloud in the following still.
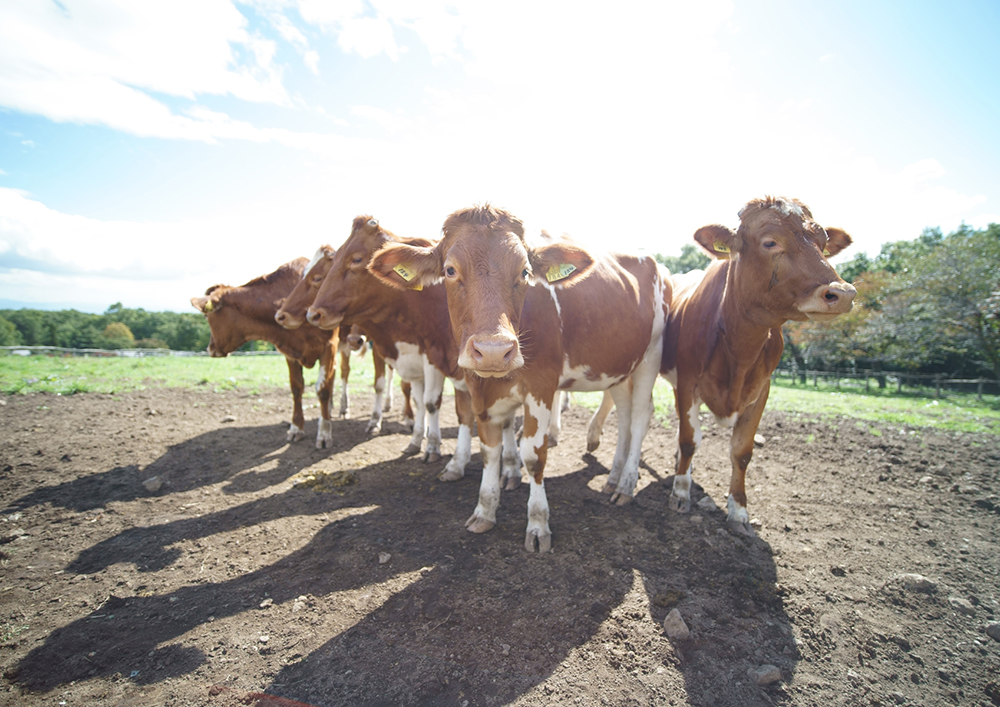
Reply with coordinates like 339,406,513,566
0,0,288,137
338,16,401,60
350,105,411,133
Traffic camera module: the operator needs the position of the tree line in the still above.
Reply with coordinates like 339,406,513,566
2,222,997,379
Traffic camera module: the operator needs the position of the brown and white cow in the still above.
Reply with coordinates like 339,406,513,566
190,258,345,449
274,245,414,434
303,218,491,481
662,196,856,536
368,205,669,552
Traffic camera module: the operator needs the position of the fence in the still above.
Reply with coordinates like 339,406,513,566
773,366,999,400
0,345,281,358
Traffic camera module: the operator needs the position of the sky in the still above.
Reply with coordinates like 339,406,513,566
1,0,998,313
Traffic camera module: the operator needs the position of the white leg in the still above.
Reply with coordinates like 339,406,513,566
440,424,472,481
316,418,334,449
611,358,659,503
547,391,563,447
384,367,395,413
466,439,501,533
602,383,632,494
669,398,702,513
338,375,350,418
402,377,426,456
587,390,614,453
421,362,445,462
525,477,552,553
286,423,305,443
366,373,386,435
501,420,522,490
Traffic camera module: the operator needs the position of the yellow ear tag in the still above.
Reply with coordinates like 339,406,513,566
713,241,731,254
393,264,422,290
822,249,831,257
204,300,214,313
546,263,577,283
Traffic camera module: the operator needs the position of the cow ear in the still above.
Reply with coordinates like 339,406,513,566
693,225,738,259
823,228,852,258
191,296,212,313
528,242,595,287
368,242,443,290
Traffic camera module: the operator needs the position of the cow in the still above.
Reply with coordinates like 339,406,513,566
368,205,670,552
303,217,492,482
662,196,856,536
190,258,346,449
274,245,414,434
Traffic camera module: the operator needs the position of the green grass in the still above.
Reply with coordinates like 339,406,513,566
3,353,999,435
0,352,378,397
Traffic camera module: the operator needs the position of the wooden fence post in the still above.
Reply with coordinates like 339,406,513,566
935,375,941,399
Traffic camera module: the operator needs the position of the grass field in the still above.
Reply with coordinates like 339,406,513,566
2,352,999,435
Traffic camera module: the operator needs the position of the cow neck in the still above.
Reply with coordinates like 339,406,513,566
393,284,460,376
228,283,317,365
716,260,781,378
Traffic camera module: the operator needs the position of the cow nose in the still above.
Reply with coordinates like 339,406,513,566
822,282,857,311
468,336,518,369
274,311,287,326
306,308,323,326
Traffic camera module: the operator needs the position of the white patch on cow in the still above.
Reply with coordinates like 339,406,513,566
542,282,562,322
521,393,551,472
286,423,304,442
559,361,627,392
727,495,750,524
315,365,326,394
502,418,522,484
661,366,678,388
303,246,327,279
687,399,703,448
441,423,473,479
714,412,738,428
451,376,468,393
391,342,424,381
316,418,333,449
472,441,502,524
525,477,552,552
776,199,804,218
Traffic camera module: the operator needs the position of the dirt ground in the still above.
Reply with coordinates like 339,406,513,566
1,380,999,707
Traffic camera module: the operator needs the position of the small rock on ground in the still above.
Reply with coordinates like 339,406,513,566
748,664,782,686
663,609,690,640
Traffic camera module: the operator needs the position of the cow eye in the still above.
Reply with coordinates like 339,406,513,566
351,255,364,265
521,268,530,280
445,266,457,278
762,240,778,250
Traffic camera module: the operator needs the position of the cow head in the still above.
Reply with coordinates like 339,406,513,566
190,285,245,357
275,245,335,329
306,216,433,330
694,196,856,324
368,204,595,377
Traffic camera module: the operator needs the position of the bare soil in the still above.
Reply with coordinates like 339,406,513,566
1,383,999,707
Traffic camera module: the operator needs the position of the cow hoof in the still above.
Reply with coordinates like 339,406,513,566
611,492,633,506
424,451,441,464
547,435,559,448
669,494,691,513
438,466,464,482
365,420,382,435
726,519,757,538
525,530,552,553
504,475,522,491
315,437,332,450
599,482,615,495
402,417,415,432
287,426,305,443
586,439,601,453
465,516,495,534
402,442,422,456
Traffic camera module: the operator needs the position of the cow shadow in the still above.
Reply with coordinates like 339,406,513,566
16,440,797,706
4,417,386,514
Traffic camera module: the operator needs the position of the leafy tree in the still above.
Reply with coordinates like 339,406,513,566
655,243,711,275
102,322,136,349
0,315,21,345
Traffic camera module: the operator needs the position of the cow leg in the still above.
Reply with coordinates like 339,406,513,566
366,352,388,435
402,376,426,456
420,361,445,463
314,341,338,449
669,388,702,513
439,379,473,481
547,391,563,447
610,358,659,504
601,382,632,496
338,327,351,420
384,366,395,413
400,381,415,431
501,419,523,490
467,421,504,534
587,390,614,453
522,392,553,552
285,358,306,442
726,382,770,537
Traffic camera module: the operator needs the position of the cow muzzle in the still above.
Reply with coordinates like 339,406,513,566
459,333,523,376
306,306,342,330
799,281,857,321
275,310,303,329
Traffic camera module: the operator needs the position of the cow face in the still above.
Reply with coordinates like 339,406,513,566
275,245,335,329
190,287,246,357
306,216,432,330
368,205,594,377
694,197,856,323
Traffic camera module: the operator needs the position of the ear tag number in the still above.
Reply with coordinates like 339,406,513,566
393,264,422,290
546,263,577,283
713,241,731,254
